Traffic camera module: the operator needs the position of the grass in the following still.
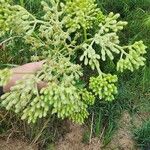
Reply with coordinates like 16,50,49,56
134,120,150,150
0,110,66,149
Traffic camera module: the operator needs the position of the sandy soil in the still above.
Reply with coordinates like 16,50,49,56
56,123,102,150
105,111,140,150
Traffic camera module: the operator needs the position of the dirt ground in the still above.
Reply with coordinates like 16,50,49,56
104,111,139,150
0,111,143,150
0,138,37,150
55,111,139,150
55,123,102,150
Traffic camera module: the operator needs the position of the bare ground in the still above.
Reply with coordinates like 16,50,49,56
55,123,102,150
55,112,139,150
104,111,139,150
0,111,145,150
0,138,37,150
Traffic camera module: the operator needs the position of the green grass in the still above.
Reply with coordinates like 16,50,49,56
134,120,150,150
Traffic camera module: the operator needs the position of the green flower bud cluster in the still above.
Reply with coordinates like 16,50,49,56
9,6,36,35
0,58,86,124
18,1,76,57
92,13,127,61
62,0,103,31
40,82,89,124
89,74,118,101
79,12,128,64
94,32,120,61
0,68,12,86
117,41,147,72
0,0,12,36
39,60,88,124
24,35,44,51
80,11,147,72
0,0,39,37
39,57,83,82
41,1,59,21
98,12,128,34
1,75,42,123
80,43,100,70
21,95,50,124
80,89,95,105
95,11,106,26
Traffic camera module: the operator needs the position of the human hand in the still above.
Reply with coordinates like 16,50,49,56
3,61,45,92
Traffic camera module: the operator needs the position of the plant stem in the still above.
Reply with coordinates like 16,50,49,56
89,113,94,143
0,36,20,45
83,27,87,41
95,62,103,75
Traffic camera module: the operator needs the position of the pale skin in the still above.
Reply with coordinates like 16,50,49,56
3,61,46,93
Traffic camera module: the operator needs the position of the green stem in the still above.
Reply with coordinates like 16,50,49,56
20,0,25,7
83,27,87,41
0,64,19,67
95,62,102,75
0,36,21,45
115,44,129,56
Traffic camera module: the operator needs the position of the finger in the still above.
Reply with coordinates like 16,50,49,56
12,60,46,74
34,60,46,71
37,81,47,90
